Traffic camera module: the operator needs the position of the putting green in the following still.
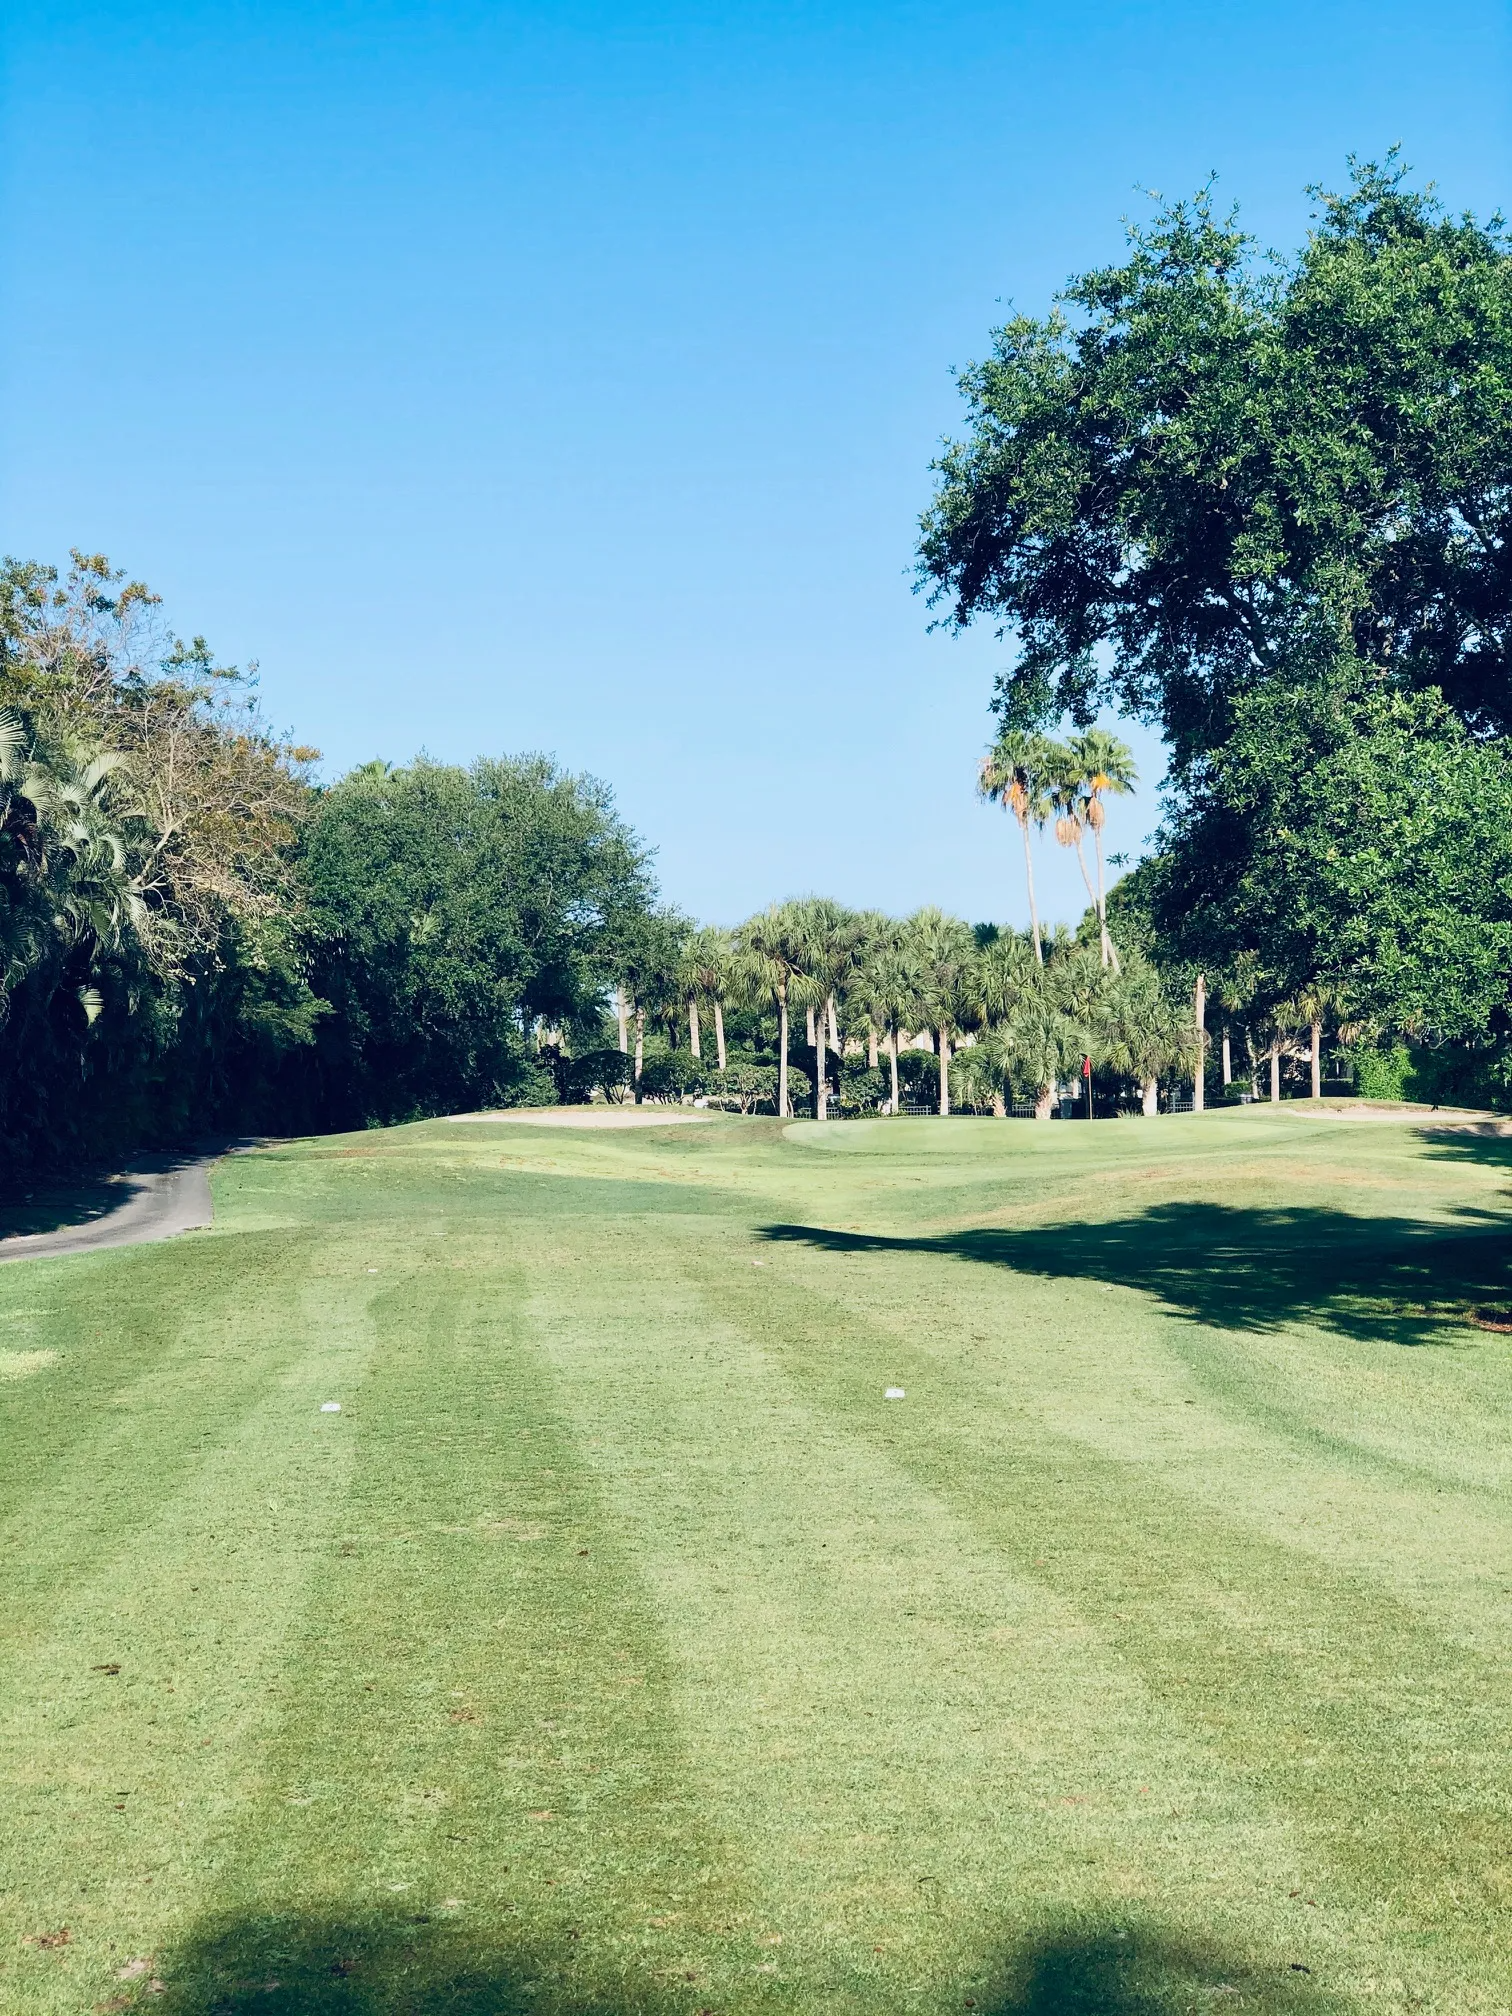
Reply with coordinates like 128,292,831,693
3,1107,1511,2014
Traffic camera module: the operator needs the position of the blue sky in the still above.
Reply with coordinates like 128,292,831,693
3,2,1508,930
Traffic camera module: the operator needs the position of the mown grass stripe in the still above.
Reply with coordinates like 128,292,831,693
728,1227,1512,2007
148,1241,747,2016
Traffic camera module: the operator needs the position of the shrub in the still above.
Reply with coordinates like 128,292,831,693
562,1046,633,1103
702,1060,778,1112
638,1051,700,1100
839,1061,886,1115
1339,1040,1512,1109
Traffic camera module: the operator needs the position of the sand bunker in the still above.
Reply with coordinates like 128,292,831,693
448,1106,717,1129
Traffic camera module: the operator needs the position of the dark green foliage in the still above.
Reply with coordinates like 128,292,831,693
559,1044,634,1104
942,155,1512,1076
0,555,662,1180
636,1049,700,1101
708,1059,782,1112
0,555,323,1179
297,758,654,1128
838,1059,885,1115
920,156,1512,764
1346,1040,1511,1109
896,1048,939,1102
1148,674,1512,1040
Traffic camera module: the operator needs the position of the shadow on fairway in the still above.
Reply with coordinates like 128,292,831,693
761,1200,1512,1343
144,1910,1333,2014
1419,1121,1512,1172
984,1923,1331,2013
0,1170,138,1239
145,1908,659,2015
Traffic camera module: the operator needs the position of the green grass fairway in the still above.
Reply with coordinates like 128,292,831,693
6,1108,1512,2016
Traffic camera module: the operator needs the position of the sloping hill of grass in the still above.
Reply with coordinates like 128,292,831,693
3,1107,1512,2015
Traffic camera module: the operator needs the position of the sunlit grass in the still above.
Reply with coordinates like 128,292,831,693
3,1106,1511,2013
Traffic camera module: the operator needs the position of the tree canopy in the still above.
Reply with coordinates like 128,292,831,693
919,156,1512,766
300,756,655,1126
0,553,663,1174
1129,673,1512,1042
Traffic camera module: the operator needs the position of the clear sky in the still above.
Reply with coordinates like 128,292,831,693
3,2,1508,930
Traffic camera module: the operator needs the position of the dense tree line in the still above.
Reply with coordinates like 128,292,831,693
0,555,657,1182
602,888,1192,1123
0,555,1190,1179
921,156,1512,1106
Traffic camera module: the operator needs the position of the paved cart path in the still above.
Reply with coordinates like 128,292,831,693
0,1153,219,1264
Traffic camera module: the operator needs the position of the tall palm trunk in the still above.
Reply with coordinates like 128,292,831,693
1019,814,1043,964
777,983,790,1118
634,1006,645,1102
1222,1029,1232,1086
827,994,839,1051
616,984,629,1054
1270,1040,1281,1104
1034,1082,1053,1121
1071,833,1101,959
1310,1018,1321,1099
1141,1077,1158,1115
1092,825,1120,972
814,1010,827,1120
868,1025,878,1069
714,1000,726,1072
1193,972,1206,1113
888,1027,900,1115
688,999,701,1058
938,1028,950,1116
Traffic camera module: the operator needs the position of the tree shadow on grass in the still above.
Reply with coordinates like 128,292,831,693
1417,1121,1512,1173
0,1169,139,1240
133,1909,1338,2015
982,1921,1335,2014
761,1201,1512,1344
0,1139,250,1240
139,1907,666,2016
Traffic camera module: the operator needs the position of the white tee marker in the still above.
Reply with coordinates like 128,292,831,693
884,1387,906,1401
320,1402,342,1413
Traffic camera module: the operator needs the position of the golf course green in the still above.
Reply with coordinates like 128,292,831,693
4,1105,1512,2015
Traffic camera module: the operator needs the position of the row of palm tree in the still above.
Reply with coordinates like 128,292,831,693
614,897,1193,1120
978,727,1136,970
1,707,147,1022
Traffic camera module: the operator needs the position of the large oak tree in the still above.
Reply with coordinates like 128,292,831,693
919,157,1512,768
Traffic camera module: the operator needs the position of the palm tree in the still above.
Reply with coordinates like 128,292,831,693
844,911,895,1067
1048,760,1103,962
788,897,864,1121
1065,727,1137,972
978,731,1057,964
1096,954,1194,1115
1292,980,1340,1100
956,930,1039,1116
22,744,146,960
735,903,809,1119
851,924,922,1115
1193,970,1207,1113
948,1036,1009,1116
1001,970,1085,1121
971,928,1038,1027
903,907,977,1116
679,925,733,1065
696,927,735,1071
